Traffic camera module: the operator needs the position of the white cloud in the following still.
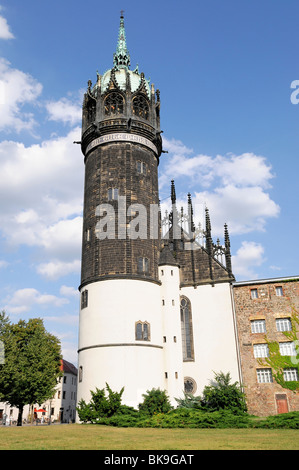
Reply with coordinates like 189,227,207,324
37,260,81,280
232,241,265,279
160,136,280,237
59,285,79,298
4,287,69,315
46,97,82,125
0,11,14,39
0,58,42,132
0,126,83,279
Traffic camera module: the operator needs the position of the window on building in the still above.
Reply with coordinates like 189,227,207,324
251,288,258,299
275,286,283,297
137,257,149,274
132,94,149,119
276,318,292,332
180,297,194,361
79,366,83,383
137,161,147,174
135,321,150,341
81,290,88,309
257,368,273,383
283,368,299,381
253,343,269,358
279,342,296,356
251,319,266,333
104,92,124,116
108,188,119,201
184,377,197,395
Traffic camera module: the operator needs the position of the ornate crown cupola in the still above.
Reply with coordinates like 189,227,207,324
81,12,162,159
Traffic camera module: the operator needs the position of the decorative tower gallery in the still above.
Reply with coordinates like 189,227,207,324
77,14,242,413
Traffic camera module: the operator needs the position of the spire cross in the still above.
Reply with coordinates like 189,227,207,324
120,9,124,18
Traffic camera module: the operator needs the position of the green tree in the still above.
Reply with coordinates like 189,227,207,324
259,306,299,392
0,313,62,425
138,388,173,415
200,371,247,413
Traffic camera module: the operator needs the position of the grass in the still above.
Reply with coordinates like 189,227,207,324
0,423,298,450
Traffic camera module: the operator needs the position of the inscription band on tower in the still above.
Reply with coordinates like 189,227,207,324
85,133,158,156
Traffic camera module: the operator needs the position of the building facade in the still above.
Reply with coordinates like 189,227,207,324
0,359,77,424
233,277,299,416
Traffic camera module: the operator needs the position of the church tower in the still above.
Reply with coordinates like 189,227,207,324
77,13,167,408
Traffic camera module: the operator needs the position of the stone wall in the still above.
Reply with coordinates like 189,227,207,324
233,278,299,416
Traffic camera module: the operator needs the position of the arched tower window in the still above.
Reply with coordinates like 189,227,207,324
180,297,194,361
104,92,124,116
135,321,150,341
132,94,149,119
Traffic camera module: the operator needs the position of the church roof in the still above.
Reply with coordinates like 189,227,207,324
159,244,179,267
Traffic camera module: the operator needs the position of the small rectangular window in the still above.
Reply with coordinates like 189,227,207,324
108,188,118,201
275,286,283,297
279,342,296,356
137,161,147,174
254,343,269,358
276,318,292,332
257,368,273,383
251,288,258,299
138,257,149,274
283,368,299,381
251,319,266,333
81,290,88,309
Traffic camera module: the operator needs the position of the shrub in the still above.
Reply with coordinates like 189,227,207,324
200,371,247,413
138,388,173,416
252,411,299,429
76,383,124,422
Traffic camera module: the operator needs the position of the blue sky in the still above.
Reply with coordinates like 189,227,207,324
0,0,298,365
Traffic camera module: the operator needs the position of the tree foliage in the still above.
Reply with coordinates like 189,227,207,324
0,312,62,425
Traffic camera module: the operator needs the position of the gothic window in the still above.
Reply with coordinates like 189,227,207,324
132,94,149,119
104,92,124,116
180,297,194,361
81,290,88,309
87,100,96,122
79,366,83,383
138,257,149,274
135,321,150,341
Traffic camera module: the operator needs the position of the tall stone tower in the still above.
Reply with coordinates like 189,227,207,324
77,13,165,408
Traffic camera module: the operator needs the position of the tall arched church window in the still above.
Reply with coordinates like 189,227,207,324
180,297,194,361
132,94,149,119
104,92,124,116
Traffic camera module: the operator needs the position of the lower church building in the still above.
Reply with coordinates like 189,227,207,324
76,13,299,418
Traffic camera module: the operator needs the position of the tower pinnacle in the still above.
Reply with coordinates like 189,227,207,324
113,11,131,69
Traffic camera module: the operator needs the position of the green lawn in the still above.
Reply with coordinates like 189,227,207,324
0,424,298,450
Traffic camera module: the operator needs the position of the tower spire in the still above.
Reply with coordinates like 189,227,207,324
113,11,131,69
